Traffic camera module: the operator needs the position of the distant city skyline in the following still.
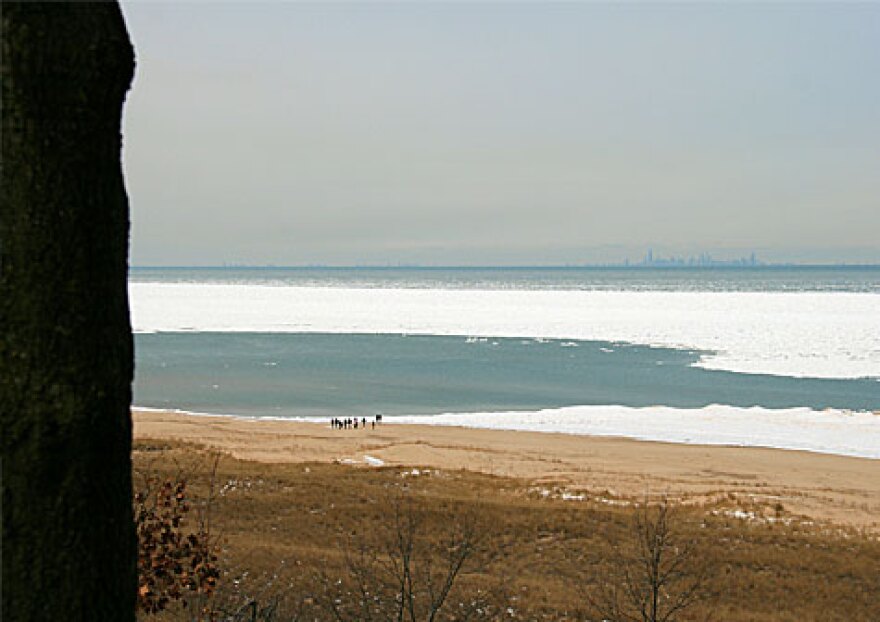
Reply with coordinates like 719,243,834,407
627,249,761,268
120,3,879,266
131,247,880,269
129,244,880,268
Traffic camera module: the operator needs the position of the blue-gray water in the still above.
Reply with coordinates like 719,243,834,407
134,333,879,418
130,265,880,293
131,266,879,418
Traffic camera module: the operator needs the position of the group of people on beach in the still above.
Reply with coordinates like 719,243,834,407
331,413,383,430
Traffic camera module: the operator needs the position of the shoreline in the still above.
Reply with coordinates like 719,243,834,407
132,404,880,460
133,408,880,532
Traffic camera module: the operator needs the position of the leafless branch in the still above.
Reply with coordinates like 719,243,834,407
584,499,711,622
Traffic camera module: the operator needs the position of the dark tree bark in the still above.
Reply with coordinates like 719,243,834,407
1,3,136,619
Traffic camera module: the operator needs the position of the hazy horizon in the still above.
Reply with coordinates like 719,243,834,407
130,259,880,269
120,2,880,266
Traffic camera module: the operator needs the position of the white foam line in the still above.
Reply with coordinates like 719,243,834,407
132,404,879,459
130,283,880,380
390,404,880,460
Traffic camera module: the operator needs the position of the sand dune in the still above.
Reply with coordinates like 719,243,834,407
133,409,880,532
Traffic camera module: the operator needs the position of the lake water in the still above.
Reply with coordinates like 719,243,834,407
130,267,880,457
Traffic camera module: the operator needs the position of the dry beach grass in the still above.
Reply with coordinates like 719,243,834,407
133,410,880,620
134,409,880,533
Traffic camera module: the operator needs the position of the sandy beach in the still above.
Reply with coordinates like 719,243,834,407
133,409,880,532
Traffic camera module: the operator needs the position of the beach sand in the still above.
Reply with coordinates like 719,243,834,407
133,409,880,532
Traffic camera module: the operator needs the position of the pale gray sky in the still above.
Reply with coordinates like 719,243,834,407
120,2,880,266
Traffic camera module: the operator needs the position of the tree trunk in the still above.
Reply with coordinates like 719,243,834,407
1,3,136,619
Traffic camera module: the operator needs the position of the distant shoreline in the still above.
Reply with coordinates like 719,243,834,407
130,264,880,270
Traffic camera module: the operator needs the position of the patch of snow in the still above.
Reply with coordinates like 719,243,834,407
391,404,880,459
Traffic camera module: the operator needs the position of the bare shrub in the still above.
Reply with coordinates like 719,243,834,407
586,500,710,622
313,496,501,621
196,563,314,622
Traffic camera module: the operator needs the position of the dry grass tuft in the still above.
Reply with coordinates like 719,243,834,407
134,441,880,621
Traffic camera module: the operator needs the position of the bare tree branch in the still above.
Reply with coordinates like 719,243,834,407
584,499,712,622
314,493,496,622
